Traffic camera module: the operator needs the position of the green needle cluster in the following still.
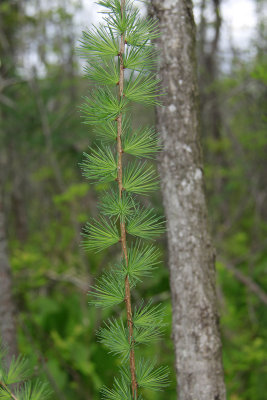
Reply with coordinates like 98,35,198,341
0,350,51,400
78,0,169,398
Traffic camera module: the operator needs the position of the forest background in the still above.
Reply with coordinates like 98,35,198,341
0,0,267,399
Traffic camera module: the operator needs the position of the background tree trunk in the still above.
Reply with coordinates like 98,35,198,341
0,0,22,366
150,1,226,399
0,190,17,366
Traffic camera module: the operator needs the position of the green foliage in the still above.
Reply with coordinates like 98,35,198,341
98,319,131,361
94,117,130,144
122,127,161,159
17,381,51,400
94,120,118,143
6,355,30,384
127,208,165,240
125,17,160,46
80,146,117,183
103,2,138,37
85,59,119,86
123,44,157,71
124,73,161,106
101,376,135,400
79,25,119,58
124,242,161,282
134,324,162,345
122,161,158,195
0,350,51,400
201,44,267,400
135,360,169,391
4,0,267,399
97,0,122,14
100,190,135,221
122,359,169,391
133,301,165,330
78,0,169,398
81,88,127,124
82,217,120,252
89,271,125,308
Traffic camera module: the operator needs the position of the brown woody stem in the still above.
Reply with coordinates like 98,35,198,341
0,381,18,400
116,1,138,398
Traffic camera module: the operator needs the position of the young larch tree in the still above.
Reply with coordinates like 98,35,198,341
78,0,169,398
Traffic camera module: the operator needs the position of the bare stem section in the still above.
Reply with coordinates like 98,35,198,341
116,0,137,397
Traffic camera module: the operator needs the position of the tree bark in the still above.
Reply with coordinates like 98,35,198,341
0,193,17,366
150,1,226,399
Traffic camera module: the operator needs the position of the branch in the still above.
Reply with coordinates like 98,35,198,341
116,1,137,397
0,380,18,400
45,271,89,293
224,263,267,306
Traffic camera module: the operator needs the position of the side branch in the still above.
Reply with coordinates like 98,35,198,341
224,262,267,306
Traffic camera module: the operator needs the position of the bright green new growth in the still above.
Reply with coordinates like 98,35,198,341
79,0,169,398
0,349,51,400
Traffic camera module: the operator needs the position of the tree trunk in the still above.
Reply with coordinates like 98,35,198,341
150,1,226,399
0,0,21,365
0,194,17,366
199,0,222,143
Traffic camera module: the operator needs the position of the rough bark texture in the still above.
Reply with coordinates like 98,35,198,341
150,1,226,399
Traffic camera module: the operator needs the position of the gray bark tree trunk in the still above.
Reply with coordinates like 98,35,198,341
150,1,226,399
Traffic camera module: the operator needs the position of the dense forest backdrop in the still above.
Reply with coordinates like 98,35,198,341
0,0,267,399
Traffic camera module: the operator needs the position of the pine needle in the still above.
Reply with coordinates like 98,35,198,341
6,355,30,385
82,217,120,252
85,59,119,86
122,126,161,158
127,207,165,239
81,87,128,125
79,24,119,58
135,359,169,391
124,71,161,106
98,319,131,360
99,190,136,221
80,146,117,183
123,240,161,282
89,271,125,308
122,161,158,195
101,376,134,400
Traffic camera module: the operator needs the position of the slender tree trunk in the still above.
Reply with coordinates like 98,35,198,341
202,0,223,144
0,0,22,365
150,1,226,399
0,190,17,366
197,0,228,225
199,0,222,141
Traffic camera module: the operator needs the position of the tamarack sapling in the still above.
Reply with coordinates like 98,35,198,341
79,0,169,398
